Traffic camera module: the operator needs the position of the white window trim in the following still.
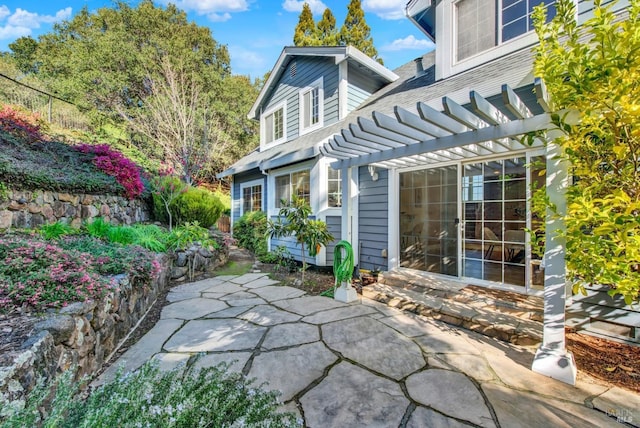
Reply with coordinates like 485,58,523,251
239,179,264,216
439,0,567,80
316,157,343,215
298,77,324,136
267,159,316,217
261,101,287,150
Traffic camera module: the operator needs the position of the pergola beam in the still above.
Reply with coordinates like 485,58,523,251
329,112,554,169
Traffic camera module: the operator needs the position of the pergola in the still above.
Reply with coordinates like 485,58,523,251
320,79,577,385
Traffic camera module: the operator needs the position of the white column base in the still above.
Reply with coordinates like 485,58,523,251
531,345,577,385
334,282,358,303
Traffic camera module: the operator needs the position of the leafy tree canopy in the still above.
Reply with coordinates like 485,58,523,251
19,0,259,181
8,36,39,74
533,0,640,303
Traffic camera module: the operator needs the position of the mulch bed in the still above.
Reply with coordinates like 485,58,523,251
566,330,640,393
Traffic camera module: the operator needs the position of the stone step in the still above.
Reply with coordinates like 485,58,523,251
363,282,542,346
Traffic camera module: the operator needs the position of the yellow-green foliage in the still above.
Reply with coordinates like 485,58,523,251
533,0,640,303
172,186,224,229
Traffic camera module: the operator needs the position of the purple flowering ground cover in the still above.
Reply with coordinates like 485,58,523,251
0,234,160,312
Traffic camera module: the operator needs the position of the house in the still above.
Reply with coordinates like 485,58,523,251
219,0,631,385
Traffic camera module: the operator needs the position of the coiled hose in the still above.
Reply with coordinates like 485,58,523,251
333,240,354,286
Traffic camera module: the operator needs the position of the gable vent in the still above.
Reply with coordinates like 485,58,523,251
290,61,297,78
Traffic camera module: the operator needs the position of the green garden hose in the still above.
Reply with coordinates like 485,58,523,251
333,240,354,286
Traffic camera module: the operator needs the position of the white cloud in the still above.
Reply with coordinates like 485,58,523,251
0,5,10,21
282,0,327,15
208,12,232,22
0,25,30,40
0,7,72,40
381,35,434,52
363,0,406,20
160,0,250,19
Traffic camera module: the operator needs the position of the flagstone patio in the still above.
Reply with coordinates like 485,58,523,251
98,273,639,427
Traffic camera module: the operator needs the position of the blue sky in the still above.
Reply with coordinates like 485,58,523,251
0,1,434,78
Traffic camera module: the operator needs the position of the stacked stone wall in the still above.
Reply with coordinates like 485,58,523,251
0,255,171,415
0,189,150,229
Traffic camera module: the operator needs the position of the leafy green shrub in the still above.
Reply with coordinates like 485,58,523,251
0,359,299,427
261,245,298,273
165,221,217,252
39,221,77,240
171,186,224,228
233,211,268,259
533,0,640,302
211,187,231,216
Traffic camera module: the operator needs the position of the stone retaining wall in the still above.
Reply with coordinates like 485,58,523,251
0,254,171,415
0,189,151,230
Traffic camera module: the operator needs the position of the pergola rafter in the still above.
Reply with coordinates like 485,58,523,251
322,82,577,386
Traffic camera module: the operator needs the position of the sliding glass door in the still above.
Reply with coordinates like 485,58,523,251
399,165,458,276
397,154,545,292
461,157,529,287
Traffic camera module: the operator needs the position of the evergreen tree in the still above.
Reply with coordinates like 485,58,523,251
317,8,338,46
339,0,382,64
293,3,318,46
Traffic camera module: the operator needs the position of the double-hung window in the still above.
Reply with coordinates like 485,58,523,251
299,77,323,134
263,102,286,146
275,170,310,208
455,0,556,61
240,180,263,215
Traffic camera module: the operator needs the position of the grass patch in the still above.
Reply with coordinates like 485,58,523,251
214,261,253,277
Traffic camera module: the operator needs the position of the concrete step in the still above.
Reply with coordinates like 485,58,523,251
363,282,542,346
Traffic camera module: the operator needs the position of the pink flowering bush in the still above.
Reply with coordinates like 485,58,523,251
0,235,160,312
0,105,45,143
75,144,145,199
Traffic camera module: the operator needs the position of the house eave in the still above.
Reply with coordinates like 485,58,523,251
247,46,398,121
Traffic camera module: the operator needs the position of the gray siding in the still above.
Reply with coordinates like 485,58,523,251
269,215,318,264
262,57,339,142
358,167,389,271
347,63,378,113
325,215,342,265
232,169,266,222
578,0,629,22
268,214,338,267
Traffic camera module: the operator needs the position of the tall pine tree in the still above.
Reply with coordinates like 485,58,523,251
317,8,338,46
293,3,318,46
339,0,382,64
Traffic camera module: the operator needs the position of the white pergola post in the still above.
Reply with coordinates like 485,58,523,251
336,166,358,303
531,140,577,385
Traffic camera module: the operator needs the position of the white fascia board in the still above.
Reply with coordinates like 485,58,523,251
343,46,399,83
